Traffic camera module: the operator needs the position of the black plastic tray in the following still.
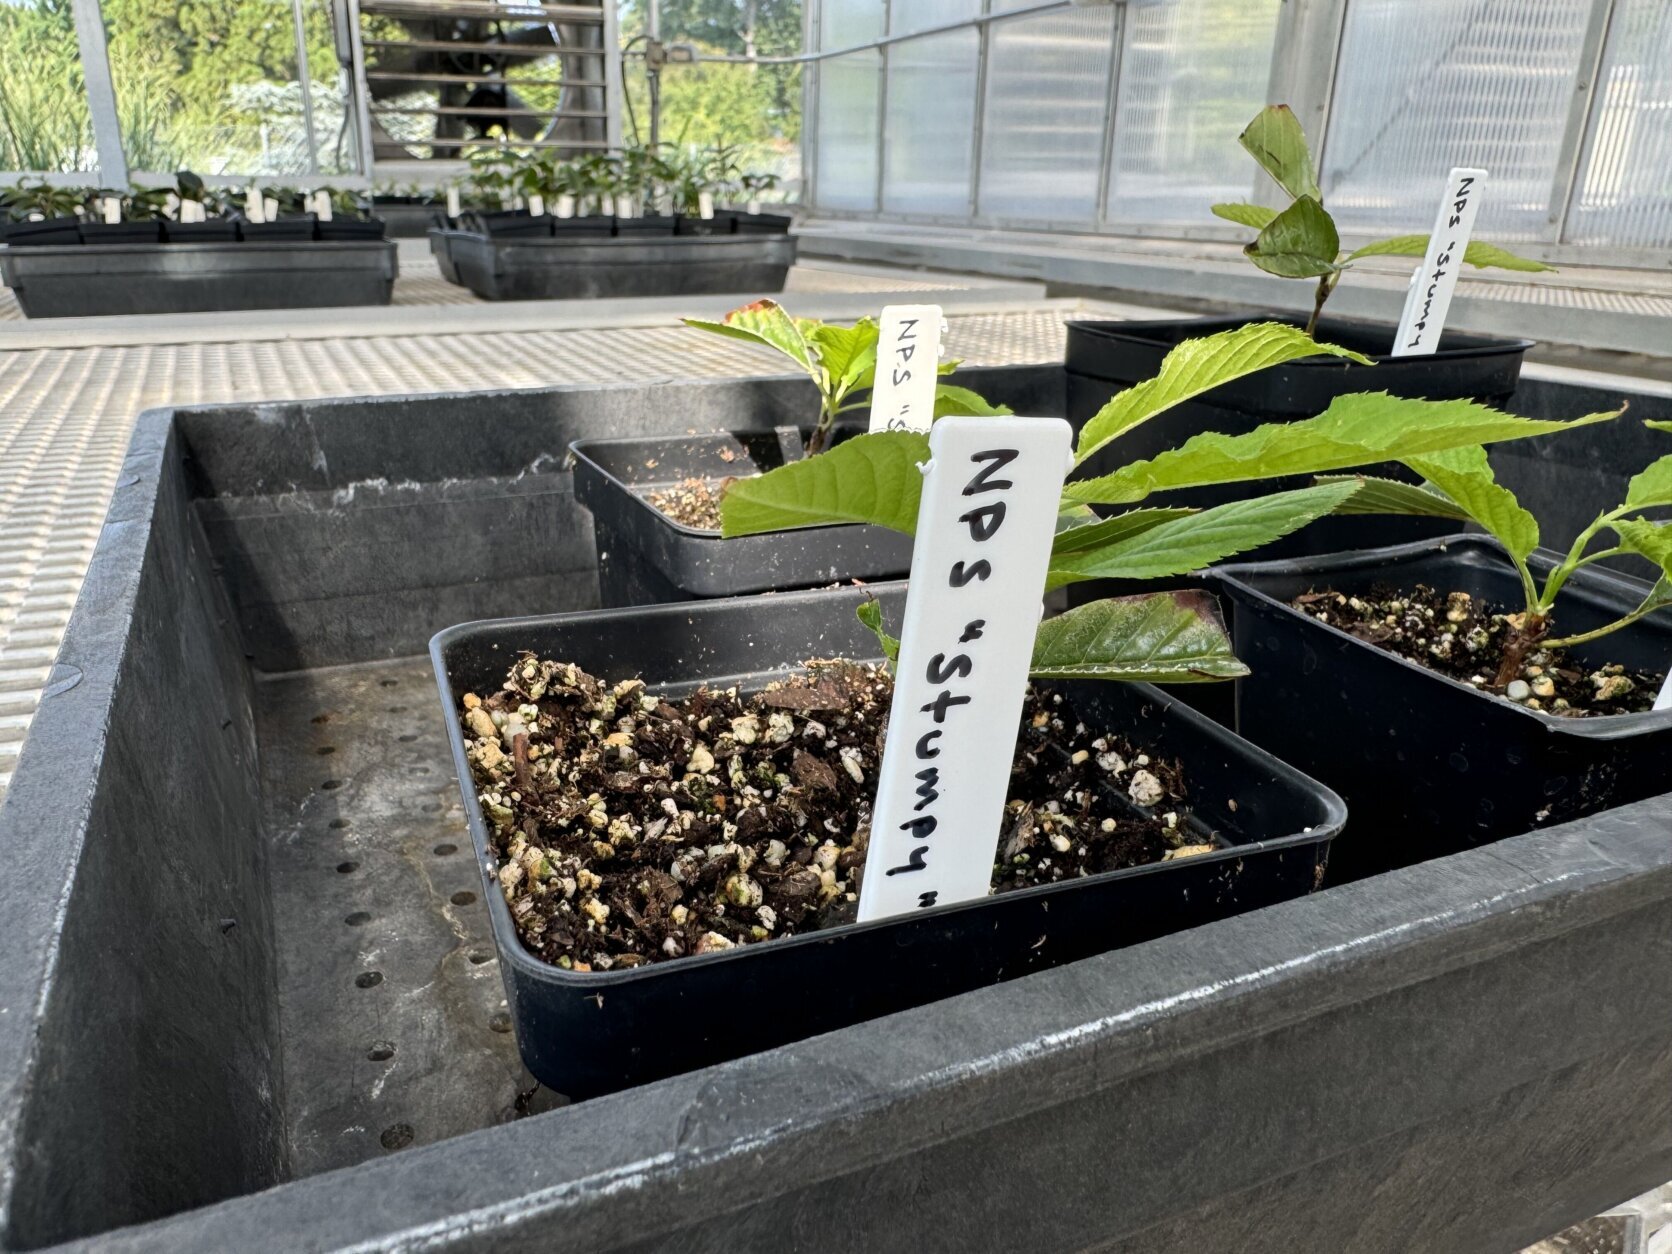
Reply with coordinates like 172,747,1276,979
432,583,1344,1099
0,238,398,317
429,220,796,300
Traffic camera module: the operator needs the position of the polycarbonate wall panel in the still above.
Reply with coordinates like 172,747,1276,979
1324,0,1591,242
813,0,886,211
1103,0,1281,227
1566,0,1672,248
977,6,1117,222
881,0,981,215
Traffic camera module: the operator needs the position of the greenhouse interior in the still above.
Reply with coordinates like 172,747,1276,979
2,0,1672,1250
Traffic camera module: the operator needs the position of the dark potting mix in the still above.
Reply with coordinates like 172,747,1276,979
1291,583,1662,716
458,655,1215,972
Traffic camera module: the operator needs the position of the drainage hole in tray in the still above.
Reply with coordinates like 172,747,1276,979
337,861,359,874
380,1123,414,1151
345,911,372,927
366,1042,396,1062
469,952,494,965
421,802,441,814
321,779,344,791
398,734,418,743
355,971,384,989
329,818,350,830
311,714,330,724
389,705,407,714
316,746,335,756
450,891,477,906
380,680,398,689
489,1012,511,1034
433,843,457,856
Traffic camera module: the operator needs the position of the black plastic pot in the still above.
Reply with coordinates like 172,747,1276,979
428,217,795,300
1065,314,1533,562
1,217,83,246
162,218,239,243
735,210,794,235
79,220,163,245
0,238,398,317
371,197,446,237
571,425,913,605
432,583,1344,1099
611,214,679,237
316,217,386,241
1211,533,1672,882
235,215,316,242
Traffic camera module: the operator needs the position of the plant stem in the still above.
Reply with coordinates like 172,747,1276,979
807,398,835,457
1305,273,1334,337
1493,611,1548,688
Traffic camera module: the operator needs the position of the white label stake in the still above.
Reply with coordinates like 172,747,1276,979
445,186,461,218
867,304,945,434
1391,166,1487,357
1654,671,1672,712
856,416,1074,924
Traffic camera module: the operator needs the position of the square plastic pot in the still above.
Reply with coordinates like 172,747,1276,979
432,583,1344,1099
1210,533,1672,882
1,217,83,246
0,239,398,317
235,216,316,242
315,217,387,241
78,220,163,244
1065,314,1532,562
427,222,795,301
570,425,915,605
162,219,239,243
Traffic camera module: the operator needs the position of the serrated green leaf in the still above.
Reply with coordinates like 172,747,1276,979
1344,234,1555,272
1403,445,1538,561
806,319,878,394
1056,502,1101,533
1075,322,1371,465
1211,202,1278,229
1611,518,1672,578
1238,104,1320,201
684,299,816,375
1029,591,1248,683
1067,393,1623,505
1315,474,1474,519
933,384,1012,419
856,599,899,665
1626,454,1672,509
720,430,928,538
1050,507,1197,558
1245,196,1342,279
1046,482,1358,588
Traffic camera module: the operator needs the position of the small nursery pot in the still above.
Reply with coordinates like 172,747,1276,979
1,217,83,246
431,583,1344,1099
235,216,316,242
162,219,239,243
79,220,163,245
569,425,914,605
1066,314,1532,562
315,217,387,242
1211,533,1672,883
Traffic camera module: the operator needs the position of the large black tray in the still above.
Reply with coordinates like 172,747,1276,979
0,365,1668,1252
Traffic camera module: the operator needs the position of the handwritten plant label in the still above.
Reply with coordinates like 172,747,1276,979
856,416,1074,923
867,304,946,434
1392,166,1487,358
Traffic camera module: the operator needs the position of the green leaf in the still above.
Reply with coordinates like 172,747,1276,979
1611,518,1672,578
1211,202,1278,229
1344,234,1555,272
1050,507,1197,558
1056,502,1101,533
1645,419,1672,436
1626,453,1672,509
1029,591,1248,683
1074,322,1371,465
806,319,878,394
856,599,899,665
1046,482,1359,588
720,430,928,538
683,300,816,376
1244,196,1342,279
1067,393,1623,505
932,384,1012,419
1315,474,1474,520
1238,105,1320,201
1403,446,1538,561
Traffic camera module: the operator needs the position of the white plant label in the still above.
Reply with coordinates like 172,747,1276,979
101,197,121,224
263,195,279,222
867,304,946,434
746,198,761,216
1391,166,1487,357
698,191,715,220
554,193,574,218
243,189,262,223
1654,672,1672,712
313,191,333,221
527,193,544,217
856,416,1074,924
164,192,180,220
445,186,461,218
